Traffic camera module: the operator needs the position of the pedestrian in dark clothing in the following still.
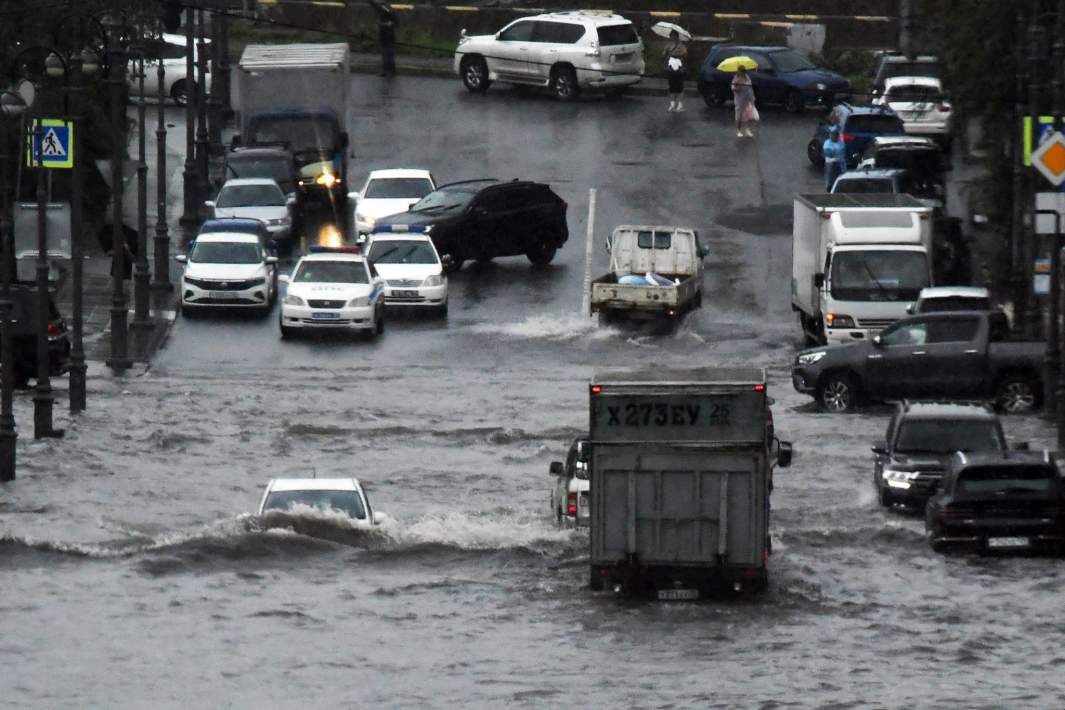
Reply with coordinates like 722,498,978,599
662,30,687,112
368,0,397,77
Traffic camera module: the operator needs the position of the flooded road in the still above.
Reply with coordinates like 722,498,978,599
3,76,1064,707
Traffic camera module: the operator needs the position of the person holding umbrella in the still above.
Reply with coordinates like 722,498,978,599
731,65,758,137
652,22,691,112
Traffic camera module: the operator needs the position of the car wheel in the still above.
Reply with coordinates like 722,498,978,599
461,56,491,94
807,139,824,167
816,372,859,413
170,79,189,106
550,66,580,102
784,89,805,113
280,321,293,339
376,308,385,335
437,301,448,318
444,250,464,273
527,242,557,266
556,507,563,529
995,375,1040,414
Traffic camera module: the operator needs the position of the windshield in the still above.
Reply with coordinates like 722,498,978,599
365,178,435,200
830,250,929,302
919,296,991,313
834,178,896,194
189,241,261,264
847,115,905,134
217,184,285,208
409,186,479,212
368,240,438,265
263,490,366,519
957,466,1057,496
886,85,944,102
770,49,815,72
881,61,943,83
293,260,368,284
895,420,1002,454
248,117,338,153
226,158,293,190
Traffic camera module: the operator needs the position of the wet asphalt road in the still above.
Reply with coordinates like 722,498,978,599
4,75,1064,708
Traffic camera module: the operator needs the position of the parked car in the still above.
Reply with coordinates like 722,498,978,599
549,436,590,528
792,311,1045,413
807,103,906,168
258,477,388,529
857,136,947,209
454,11,645,100
128,32,210,105
830,168,912,196
870,53,943,96
365,228,449,316
925,451,1065,554
1,283,70,387
872,401,1012,508
907,286,993,315
872,76,953,148
176,231,279,315
277,246,386,339
217,147,299,198
376,179,568,272
350,169,436,237
698,44,850,112
206,178,295,242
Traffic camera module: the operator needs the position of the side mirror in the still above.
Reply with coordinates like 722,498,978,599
441,254,452,266
265,256,278,264
906,303,915,314
372,511,387,525
175,254,187,263
230,134,241,148
204,200,215,209
604,239,612,253
1013,441,1031,451
872,334,883,347
278,274,291,285
776,440,793,468
357,233,368,244
813,272,825,288
574,461,589,480
871,443,887,456
549,461,564,475
286,196,296,207
347,191,360,203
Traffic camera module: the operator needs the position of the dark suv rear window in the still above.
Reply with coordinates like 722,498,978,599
597,24,638,46
534,21,585,44
846,115,904,134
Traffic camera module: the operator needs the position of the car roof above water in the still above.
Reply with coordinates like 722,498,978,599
267,477,360,492
194,231,260,244
897,401,996,421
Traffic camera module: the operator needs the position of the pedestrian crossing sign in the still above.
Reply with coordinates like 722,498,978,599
25,118,74,169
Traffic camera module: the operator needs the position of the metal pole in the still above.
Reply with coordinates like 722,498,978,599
195,8,209,206
32,120,57,438
1012,12,1029,334
0,101,19,479
68,54,86,413
1025,19,1046,337
109,40,131,372
153,21,173,293
1055,0,1065,447
207,1,222,154
132,33,153,357
219,2,231,116
180,6,198,226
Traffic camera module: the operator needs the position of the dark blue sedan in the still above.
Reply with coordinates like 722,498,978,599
697,45,851,113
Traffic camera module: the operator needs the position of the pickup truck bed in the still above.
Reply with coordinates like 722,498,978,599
591,273,700,320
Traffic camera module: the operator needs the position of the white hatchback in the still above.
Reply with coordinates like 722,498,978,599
258,478,388,529
454,11,644,100
874,76,953,147
176,232,277,315
365,231,449,316
278,248,385,338
349,169,436,237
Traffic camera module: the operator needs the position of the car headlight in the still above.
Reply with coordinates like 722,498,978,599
283,294,305,306
315,171,339,188
796,351,826,366
267,217,288,226
247,277,266,287
347,295,369,307
825,313,855,329
883,469,918,481
422,274,443,287
816,83,827,91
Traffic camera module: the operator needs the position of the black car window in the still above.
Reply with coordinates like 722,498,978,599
895,419,1002,454
263,489,366,519
846,115,905,134
533,21,585,44
636,231,671,249
226,158,293,190
835,178,896,194
476,189,508,212
710,47,741,66
768,49,815,72
597,24,638,46
364,177,435,199
217,184,285,207
747,53,772,73
190,241,262,264
957,465,1056,495
879,321,927,347
919,296,991,313
409,185,481,212
293,260,368,284
926,317,979,343
498,20,535,42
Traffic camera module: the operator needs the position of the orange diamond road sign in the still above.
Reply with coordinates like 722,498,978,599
1032,131,1065,186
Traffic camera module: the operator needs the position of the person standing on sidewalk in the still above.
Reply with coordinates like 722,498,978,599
731,66,757,137
663,30,688,112
822,126,846,190
368,0,398,77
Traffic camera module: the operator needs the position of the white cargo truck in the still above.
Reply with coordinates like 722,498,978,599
590,225,706,323
588,368,791,599
791,194,934,346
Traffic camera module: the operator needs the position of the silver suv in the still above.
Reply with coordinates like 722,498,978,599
454,11,645,100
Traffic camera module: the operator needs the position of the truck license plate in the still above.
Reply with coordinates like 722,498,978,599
658,589,699,601
988,537,1029,548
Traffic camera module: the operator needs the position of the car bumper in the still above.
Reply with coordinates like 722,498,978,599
280,304,376,329
826,327,877,345
578,65,644,88
931,522,1065,552
791,367,817,394
382,283,447,307
903,121,952,136
182,282,270,308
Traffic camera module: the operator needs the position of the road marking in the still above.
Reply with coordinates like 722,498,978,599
650,10,681,17
760,21,791,27
445,5,479,11
581,187,596,317
389,3,415,8
854,15,891,21
715,12,750,19
785,14,819,20
310,0,344,5
511,7,546,12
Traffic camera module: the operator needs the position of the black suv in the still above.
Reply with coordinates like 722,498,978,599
3,284,71,387
872,401,1011,508
926,451,1065,554
375,179,568,271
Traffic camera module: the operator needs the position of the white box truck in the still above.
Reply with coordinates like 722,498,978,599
791,193,934,346
588,368,791,599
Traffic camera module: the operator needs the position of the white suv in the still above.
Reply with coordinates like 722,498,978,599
454,11,644,100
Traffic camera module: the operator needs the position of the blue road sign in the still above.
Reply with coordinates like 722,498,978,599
25,119,74,169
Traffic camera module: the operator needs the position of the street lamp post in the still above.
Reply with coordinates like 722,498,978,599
108,38,131,372
195,8,209,204
153,21,173,295
131,31,153,358
0,90,26,479
31,116,58,438
207,1,222,154
180,6,198,226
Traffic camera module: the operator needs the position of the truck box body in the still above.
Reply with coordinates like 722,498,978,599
590,226,704,321
791,193,933,345
588,368,772,598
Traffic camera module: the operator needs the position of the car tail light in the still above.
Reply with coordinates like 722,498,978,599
567,493,577,516
840,133,856,142
47,321,62,337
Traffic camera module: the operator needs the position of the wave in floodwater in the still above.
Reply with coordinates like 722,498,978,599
282,422,583,445
468,313,614,341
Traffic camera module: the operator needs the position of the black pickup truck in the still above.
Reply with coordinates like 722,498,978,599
792,311,1044,413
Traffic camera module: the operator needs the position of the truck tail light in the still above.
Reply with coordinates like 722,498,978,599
47,321,62,337
754,383,765,392
567,493,577,516
840,133,856,142
591,385,602,394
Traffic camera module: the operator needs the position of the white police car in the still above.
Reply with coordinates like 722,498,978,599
365,225,449,316
277,246,385,339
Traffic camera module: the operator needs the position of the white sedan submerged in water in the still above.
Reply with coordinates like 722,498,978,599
257,478,388,528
